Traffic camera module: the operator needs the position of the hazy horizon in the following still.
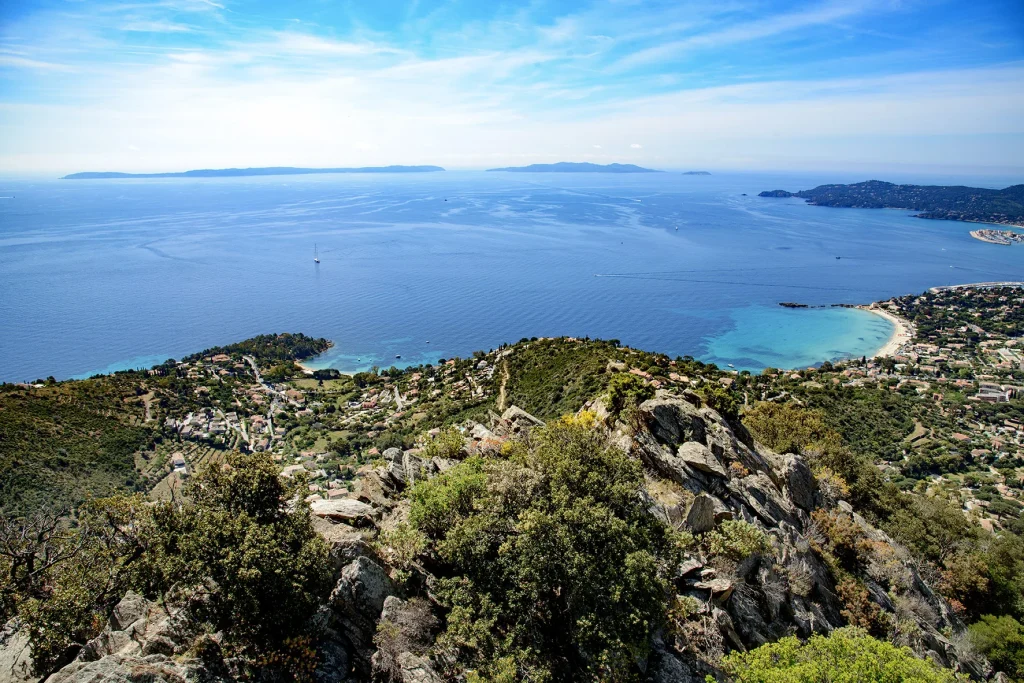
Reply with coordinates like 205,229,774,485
2,1,1023,175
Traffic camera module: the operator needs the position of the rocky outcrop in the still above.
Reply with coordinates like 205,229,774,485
32,398,993,683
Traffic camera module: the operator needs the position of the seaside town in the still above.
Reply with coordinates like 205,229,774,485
970,228,1024,245
67,286,1012,539
3,285,1024,681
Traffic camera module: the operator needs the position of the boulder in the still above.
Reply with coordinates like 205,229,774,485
108,592,151,632
396,653,442,683
677,442,727,478
639,397,705,446
692,578,734,602
45,655,189,683
780,454,817,511
0,620,37,683
333,556,395,618
501,406,545,428
683,494,717,534
311,499,377,527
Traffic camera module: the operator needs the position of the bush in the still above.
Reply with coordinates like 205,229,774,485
409,416,678,680
421,426,465,461
151,452,333,655
706,520,771,561
604,372,654,414
718,627,961,682
969,614,1024,680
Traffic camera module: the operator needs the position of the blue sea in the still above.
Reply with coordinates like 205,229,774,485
1,170,1022,383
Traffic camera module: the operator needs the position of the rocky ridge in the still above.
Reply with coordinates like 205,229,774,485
13,390,995,682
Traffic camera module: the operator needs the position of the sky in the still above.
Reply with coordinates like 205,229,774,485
1,0,1023,174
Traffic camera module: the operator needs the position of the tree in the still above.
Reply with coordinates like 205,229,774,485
408,414,681,680
151,452,333,653
969,614,1024,680
718,627,960,682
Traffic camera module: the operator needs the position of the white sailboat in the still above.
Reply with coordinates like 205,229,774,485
314,244,320,264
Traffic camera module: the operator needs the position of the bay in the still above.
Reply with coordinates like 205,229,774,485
0,170,1021,382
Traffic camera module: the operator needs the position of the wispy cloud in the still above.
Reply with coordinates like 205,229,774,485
0,0,1021,172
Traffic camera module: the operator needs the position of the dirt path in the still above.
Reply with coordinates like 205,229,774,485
142,391,154,422
497,361,510,412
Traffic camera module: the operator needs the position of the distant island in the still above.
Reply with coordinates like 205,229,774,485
759,180,1024,227
62,165,446,180
681,171,711,175
485,162,660,173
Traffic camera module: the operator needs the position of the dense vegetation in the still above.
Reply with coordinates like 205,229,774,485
760,180,1024,225
407,413,683,680
183,332,331,364
718,627,960,682
0,452,331,676
0,378,155,514
495,337,715,420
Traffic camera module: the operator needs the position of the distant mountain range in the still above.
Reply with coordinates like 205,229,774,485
62,165,446,180
486,162,660,173
682,171,711,175
760,180,1024,227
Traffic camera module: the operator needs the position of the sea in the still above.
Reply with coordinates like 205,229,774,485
1,170,1022,383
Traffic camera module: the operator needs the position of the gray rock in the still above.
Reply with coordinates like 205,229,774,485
692,578,734,602
332,556,395,618
780,454,817,511
677,442,727,478
311,498,377,526
679,558,703,577
396,653,442,683
646,649,700,683
684,494,717,533
108,592,151,632
44,655,185,683
639,397,705,446
0,620,37,683
501,406,545,428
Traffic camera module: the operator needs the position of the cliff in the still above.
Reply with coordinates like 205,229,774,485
15,386,990,682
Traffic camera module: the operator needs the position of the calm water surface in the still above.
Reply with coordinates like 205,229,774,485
1,170,1021,382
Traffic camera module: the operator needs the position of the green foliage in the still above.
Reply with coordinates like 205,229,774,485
5,496,156,673
969,614,1024,680
696,383,739,420
409,415,678,680
604,373,655,414
717,626,961,682
152,452,334,652
706,520,771,561
742,402,837,456
0,380,153,514
184,333,331,364
421,426,466,461
498,338,621,419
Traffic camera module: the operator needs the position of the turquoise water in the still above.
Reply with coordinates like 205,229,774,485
703,306,891,370
1,170,1021,382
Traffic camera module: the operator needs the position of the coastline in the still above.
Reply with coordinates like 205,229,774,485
859,305,914,358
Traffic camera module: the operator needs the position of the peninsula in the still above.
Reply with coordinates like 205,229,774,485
759,180,1024,227
486,162,659,173
681,171,712,175
61,165,446,180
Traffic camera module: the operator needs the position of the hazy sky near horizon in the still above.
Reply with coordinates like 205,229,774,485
1,0,1023,174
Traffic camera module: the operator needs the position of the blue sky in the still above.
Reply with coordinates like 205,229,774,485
1,0,1022,173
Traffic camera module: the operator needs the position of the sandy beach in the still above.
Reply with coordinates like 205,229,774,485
860,306,914,358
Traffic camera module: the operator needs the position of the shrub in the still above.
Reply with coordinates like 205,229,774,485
409,417,678,680
604,373,654,414
718,627,961,682
696,384,739,420
969,614,1024,680
151,452,334,656
421,426,465,461
706,520,771,561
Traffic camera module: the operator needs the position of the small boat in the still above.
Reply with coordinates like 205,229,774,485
314,244,320,264
835,256,841,260
727,363,735,368
395,354,401,359
426,340,430,343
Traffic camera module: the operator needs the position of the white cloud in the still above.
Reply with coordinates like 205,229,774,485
593,144,602,148
630,143,642,149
